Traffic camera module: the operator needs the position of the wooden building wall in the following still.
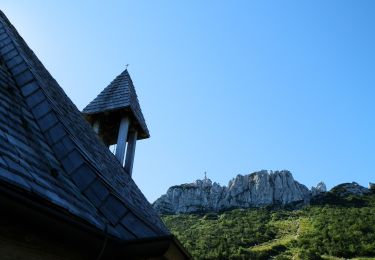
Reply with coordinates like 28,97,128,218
0,215,93,260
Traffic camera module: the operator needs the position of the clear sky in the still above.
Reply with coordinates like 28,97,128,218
2,1,375,202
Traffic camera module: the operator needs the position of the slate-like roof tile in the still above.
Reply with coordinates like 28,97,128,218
3,155,32,178
114,223,137,240
6,55,23,68
0,167,31,191
38,112,59,132
71,164,96,191
25,88,45,107
10,61,28,75
45,122,66,144
61,149,84,174
120,213,157,237
20,80,38,97
31,99,52,119
14,69,34,86
83,182,108,208
0,155,6,166
52,139,73,160
100,195,129,226
0,42,15,54
3,49,18,61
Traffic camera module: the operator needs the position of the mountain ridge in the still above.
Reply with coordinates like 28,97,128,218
153,170,330,214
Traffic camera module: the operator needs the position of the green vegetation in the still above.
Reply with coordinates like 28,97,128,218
162,193,375,259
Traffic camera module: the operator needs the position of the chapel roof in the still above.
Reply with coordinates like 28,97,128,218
0,10,167,241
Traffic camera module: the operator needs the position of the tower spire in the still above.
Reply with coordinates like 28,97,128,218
82,69,149,176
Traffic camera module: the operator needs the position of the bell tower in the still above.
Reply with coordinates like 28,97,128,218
82,69,149,176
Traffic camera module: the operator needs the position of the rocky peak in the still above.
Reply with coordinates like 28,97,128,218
311,181,327,196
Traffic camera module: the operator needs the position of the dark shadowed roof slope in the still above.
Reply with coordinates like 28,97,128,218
0,10,168,241
83,69,150,139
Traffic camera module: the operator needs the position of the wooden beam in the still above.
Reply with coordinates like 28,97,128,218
124,130,137,176
92,120,100,134
115,116,130,166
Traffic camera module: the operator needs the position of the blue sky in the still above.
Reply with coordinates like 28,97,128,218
2,1,375,202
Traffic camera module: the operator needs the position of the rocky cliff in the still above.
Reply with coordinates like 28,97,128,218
153,170,326,214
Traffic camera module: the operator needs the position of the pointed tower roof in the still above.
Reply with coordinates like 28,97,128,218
82,70,150,139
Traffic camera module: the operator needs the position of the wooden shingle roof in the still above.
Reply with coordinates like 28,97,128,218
82,69,150,139
0,10,168,241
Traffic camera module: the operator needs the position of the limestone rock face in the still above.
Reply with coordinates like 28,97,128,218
311,181,327,196
153,170,313,214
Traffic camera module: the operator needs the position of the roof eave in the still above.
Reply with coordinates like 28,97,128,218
0,180,189,259
82,107,150,140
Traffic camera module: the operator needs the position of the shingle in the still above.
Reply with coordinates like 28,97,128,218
28,169,52,189
3,49,18,61
25,89,45,108
61,149,84,174
0,167,31,191
51,135,74,159
6,55,23,68
45,122,66,144
43,152,61,169
61,135,75,151
0,42,15,54
0,37,12,48
31,99,51,119
0,155,6,166
38,111,58,131
6,133,37,156
14,69,34,86
2,155,31,178
79,211,106,230
99,195,128,225
31,184,72,210
0,109,9,124
115,223,136,240
83,179,109,207
120,213,156,238
20,81,39,97
10,61,28,75
22,116,37,131
71,164,96,191
0,33,7,41
17,103,29,113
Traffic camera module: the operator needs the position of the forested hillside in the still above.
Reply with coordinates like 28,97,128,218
162,192,375,259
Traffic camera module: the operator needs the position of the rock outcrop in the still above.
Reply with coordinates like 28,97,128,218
153,170,321,214
331,182,371,197
311,181,327,196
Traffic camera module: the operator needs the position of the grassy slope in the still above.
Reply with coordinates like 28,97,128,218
162,193,375,260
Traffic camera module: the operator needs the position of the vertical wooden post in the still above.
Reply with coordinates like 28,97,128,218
92,120,100,134
115,116,130,166
124,130,137,176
